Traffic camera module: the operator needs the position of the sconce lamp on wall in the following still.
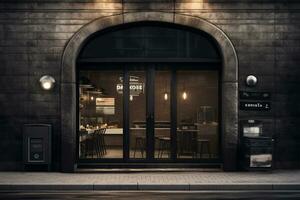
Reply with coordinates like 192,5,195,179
245,75,257,87
39,75,55,90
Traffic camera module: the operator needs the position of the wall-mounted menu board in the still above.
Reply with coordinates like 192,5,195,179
96,98,115,115
96,98,115,106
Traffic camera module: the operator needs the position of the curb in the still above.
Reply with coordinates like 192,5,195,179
1,183,300,191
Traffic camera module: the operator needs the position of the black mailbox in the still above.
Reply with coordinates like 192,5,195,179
23,124,51,171
239,120,273,170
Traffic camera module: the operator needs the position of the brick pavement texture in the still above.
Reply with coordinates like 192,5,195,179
0,170,300,185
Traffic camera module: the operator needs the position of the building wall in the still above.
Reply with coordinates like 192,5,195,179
0,0,299,170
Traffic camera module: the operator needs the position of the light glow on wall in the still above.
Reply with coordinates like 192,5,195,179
182,91,187,100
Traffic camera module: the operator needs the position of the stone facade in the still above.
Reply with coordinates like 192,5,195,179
0,1,299,171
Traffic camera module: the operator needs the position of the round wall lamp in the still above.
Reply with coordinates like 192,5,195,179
246,75,258,87
39,75,55,90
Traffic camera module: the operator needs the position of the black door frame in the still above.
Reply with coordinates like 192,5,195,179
76,62,222,166
146,65,155,161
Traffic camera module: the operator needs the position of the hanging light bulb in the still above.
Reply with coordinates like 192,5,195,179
90,96,94,101
182,91,187,100
130,95,133,101
164,92,168,101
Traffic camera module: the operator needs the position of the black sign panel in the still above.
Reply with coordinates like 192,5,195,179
239,91,271,100
240,101,271,111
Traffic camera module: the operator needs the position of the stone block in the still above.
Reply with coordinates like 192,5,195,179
124,11,174,23
138,184,189,190
222,82,238,145
61,83,76,172
124,3,174,10
94,183,138,190
175,3,203,10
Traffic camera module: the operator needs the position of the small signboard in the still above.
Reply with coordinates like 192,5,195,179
116,76,144,96
96,98,115,106
240,91,271,100
96,98,115,115
240,101,271,111
250,154,272,168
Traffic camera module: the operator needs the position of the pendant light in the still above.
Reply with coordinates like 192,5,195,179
182,77,187,100
182,91,187,100
164,92,168,101
163,72,169,101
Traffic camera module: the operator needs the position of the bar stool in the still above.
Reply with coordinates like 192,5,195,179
79,130,88,158
133,136,146,158
197,139,211,158
94,128,106,158
99,128,107,156
84,133,95,158
157,137,170,158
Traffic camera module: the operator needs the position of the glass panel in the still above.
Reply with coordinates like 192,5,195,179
78,70,123,159
154,70,171,159
79,25,220,60
176,71,219,159
129,70,147,159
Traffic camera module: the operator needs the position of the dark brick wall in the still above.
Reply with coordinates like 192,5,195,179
0,0,299,170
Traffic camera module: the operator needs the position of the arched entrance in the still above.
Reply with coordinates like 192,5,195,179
61,12,238,172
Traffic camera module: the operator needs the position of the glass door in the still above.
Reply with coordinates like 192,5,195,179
127,66,174,161
127,67,148,160
154,69,172,160
176,70,219,160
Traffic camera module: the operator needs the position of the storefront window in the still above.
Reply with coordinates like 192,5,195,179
154,70,171,159
78,70,123,159
78,24,220,60
128,70,147,159
177,71,219,159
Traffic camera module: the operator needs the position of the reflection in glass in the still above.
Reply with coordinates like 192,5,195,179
177,71,219,159
154,71,171,159
129,71,147,159
78,71,123,159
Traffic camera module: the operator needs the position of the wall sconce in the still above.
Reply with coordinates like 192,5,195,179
246,75,258,87
39,75,55,90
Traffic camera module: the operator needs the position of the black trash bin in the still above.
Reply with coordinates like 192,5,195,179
239,120,273,171
23,124,52,171
243,136,273,170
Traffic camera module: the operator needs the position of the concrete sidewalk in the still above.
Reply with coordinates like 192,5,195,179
0,170,300,191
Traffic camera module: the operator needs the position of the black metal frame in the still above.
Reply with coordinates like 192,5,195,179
76,62,222,166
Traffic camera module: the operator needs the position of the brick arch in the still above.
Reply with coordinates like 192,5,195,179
61,12,238,172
